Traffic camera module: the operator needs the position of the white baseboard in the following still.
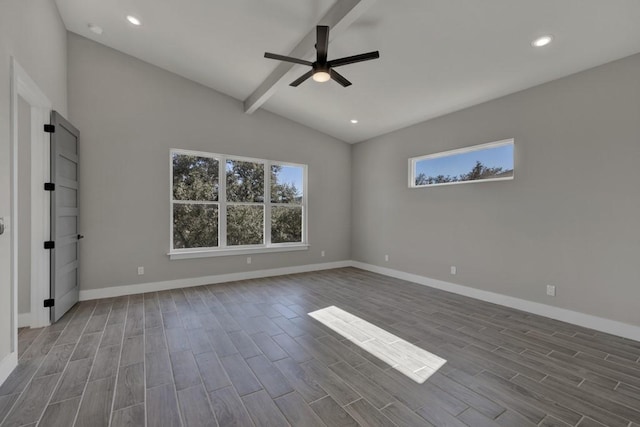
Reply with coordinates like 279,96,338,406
351,261,640,342
79,260,352,301
17,313,31,328
0,352,18,388
76,259,640,342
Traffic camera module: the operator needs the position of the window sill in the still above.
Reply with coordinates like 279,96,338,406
410,176,513,189
168,244,309,260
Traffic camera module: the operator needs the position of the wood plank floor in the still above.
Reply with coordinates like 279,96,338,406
1,267,639,427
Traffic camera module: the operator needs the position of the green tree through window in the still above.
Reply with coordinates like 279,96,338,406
415,161,511,185
271,165,303,243
171,151,305,251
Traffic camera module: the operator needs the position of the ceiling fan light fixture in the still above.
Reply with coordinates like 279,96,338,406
312,71,331,83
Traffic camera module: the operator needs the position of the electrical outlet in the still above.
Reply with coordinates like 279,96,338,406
137,266,144,275
384,254,389,262
450,266,457,275
546,284,556,296
321,250,325,257
247,257,252,264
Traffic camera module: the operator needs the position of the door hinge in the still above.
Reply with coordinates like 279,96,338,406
44,124,55,133
44,182,55,191
43,299,55,308
44,241,55,249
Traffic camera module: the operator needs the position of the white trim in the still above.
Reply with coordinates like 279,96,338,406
302,164,309,244
28,105,51,329
411,176,513,189
18,313,31,328
218,152,227,247
264,160,271,247
169,244,309,260
351,261,640,342
79,260,351,300
0,352,18,387
409,138,514,188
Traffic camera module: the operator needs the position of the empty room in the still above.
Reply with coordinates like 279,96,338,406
1,0,639,426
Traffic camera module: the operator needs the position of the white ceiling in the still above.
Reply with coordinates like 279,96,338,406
55,0,640,143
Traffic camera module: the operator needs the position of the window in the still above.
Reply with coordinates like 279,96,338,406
271,164,304,244
172,153,219,249
170,150,307,259
226,159,265,246
409,139,514,188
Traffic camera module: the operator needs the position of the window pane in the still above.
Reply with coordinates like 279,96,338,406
227,205,264,245
413,141,514,187
271,206,302,243
271,165,303,204
173,204,218,249
172,153,219,201
226,160,264,202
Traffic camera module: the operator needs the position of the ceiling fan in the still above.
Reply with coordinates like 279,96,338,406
264,25,380,87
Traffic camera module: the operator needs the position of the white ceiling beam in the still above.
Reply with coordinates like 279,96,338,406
243,0,376,114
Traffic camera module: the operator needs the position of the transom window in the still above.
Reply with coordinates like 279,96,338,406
170,149,307,258
409,139,514,188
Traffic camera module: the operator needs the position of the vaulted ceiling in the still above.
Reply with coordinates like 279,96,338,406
55,0,640,143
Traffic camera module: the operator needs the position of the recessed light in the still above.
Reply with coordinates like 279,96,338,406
88,23,103,35
532,35,553,48
350,119,358,124
126,15,141,26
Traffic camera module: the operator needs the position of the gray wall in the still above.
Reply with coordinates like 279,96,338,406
18,96,31,315
67,33,351,291
352,53,640,326
0,0,67,359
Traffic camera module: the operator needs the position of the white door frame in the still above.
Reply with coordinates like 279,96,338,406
10,57,52,349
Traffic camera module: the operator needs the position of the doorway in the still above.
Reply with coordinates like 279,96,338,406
11,58,81,335
10,58,53,361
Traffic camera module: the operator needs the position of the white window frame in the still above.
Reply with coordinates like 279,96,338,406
169,149,308,260
409,138,514,188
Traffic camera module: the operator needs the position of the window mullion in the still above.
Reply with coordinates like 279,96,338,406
172,200,218,205
170,152,175,250
264,161,271,246
303,164,308,244
219,156,227,247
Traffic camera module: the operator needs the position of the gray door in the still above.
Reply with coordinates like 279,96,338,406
50,111,81,322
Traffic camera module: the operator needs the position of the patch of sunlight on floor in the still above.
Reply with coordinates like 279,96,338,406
308,306,447,383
